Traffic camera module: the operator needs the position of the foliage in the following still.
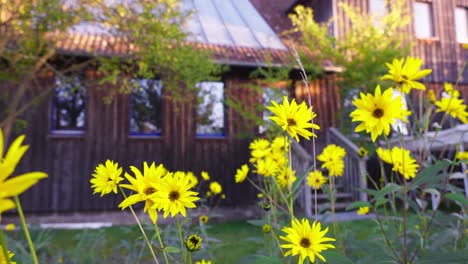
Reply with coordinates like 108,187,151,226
288,0,411,132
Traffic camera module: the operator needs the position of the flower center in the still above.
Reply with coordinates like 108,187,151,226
144,187,156,195
287,118,296,126
372,108,384,118
190,236,200,245
300,238,311,248
169,191,180,201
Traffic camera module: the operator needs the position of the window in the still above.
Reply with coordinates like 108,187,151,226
369,0,386,26
455,7,468,43
413,2,435,38
130,79,163,135
51,75,86,132
196,81,225,136
259,87,287,134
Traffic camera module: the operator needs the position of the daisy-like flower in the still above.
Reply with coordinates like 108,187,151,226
249,138,271,163
195,260,211,264
271,136,289,153
377,147,419,180
267,96,320,142
201,171,210,181
234,164,249,183
0,246,16,264
350,85,411,142
456,151,468,161
357,206,370,215
262,224,272,233
435,83,468,123
358,147,368,158
118,162,166,223
90,160,123,196
185,234,202,251
317,144,346,177
199,215,208,224
0,130,48,219
209,181,222,195
276,168,297,188
185,171,199,188
254,157,279,176
307,170,327,190
381,57,432,94
152,172,200,218
280,218,335,264
5,223,15,231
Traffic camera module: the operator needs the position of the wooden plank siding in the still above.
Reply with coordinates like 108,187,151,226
330,0,467,84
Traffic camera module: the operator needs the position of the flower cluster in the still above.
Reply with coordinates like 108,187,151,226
317,144,347,177
434,83,468,123
377,147,419,180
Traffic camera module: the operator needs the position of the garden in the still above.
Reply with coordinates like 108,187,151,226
1,0,468,263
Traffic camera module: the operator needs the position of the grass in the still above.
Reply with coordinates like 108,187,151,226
3,212,467,264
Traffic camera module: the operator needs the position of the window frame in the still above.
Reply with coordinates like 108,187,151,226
455,6,468,44
50,73,87,137
195,81,226,138
128,78,164,138
413,1,436,40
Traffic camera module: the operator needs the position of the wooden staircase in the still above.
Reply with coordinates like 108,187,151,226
292,127,368,218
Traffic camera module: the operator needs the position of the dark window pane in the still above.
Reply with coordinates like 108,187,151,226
52,75,86,130
196,82,224,136
130,79,163,135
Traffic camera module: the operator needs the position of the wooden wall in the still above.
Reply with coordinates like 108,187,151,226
7,70,265,213
331,0,468,84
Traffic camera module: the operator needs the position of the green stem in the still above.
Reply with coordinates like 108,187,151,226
155,223,170,264
0,230,12,264
188,251,192,264
176,215,186,264
14,196,38,264
119,188,159,264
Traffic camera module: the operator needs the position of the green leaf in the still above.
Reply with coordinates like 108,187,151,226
444,193,468,206
422,188,440,197
410,160,451,188
163,246,180,254
321,250,355,264
414,251,468,264
345,201,371,211
375,198,390,207
375,183,402,200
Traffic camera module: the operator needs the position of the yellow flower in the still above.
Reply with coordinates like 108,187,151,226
357,206,370,215
307,170,327,189
90,160,123,197
262,224,272,233
209,181,222,195
0,246,16,264
199,215,208,224
254,157,279,176
0,130,47,219
249,138,271,163
317,144,346,177
427,89,436,103
221,194,226,199
456,151,468,161
195,260,211,264
434,84,468,123
234,164,249,183
201,171,210,181
280,218,335,264
184,171,199,188
206,191,212,198
185,234,202,251
350,86,411,142
257,193,264,199
276,168,297,188
271,136,289,153
358,147,368,158
377,147,419,180
381,57,432,94
5,223,15,231
118,162,166,223
152,172,200,218
267,96,320,142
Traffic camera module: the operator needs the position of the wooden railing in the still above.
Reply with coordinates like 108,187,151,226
327,127,368,203
291,140,314,218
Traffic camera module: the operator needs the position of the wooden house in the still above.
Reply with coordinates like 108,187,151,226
9,0,342,213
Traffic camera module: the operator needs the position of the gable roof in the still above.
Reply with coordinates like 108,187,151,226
57,0,291,67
